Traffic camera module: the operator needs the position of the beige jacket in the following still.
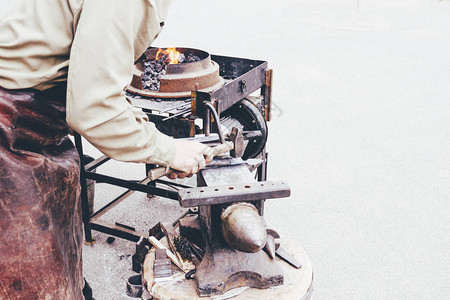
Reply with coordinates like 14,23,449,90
0,0,175,166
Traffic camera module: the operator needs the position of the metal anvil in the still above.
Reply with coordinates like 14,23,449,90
177,162,291,296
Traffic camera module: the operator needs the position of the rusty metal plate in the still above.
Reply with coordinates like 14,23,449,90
178,181,290,208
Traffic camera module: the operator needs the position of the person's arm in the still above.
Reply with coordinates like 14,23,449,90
67,0,175,165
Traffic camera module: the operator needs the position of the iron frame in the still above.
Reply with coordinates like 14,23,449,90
75,53,272,244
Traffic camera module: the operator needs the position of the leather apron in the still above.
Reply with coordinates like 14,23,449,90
0,85,83,299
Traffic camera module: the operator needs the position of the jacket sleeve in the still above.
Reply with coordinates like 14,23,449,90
66,0,175,165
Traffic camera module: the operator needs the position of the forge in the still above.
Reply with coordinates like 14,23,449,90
127,47,224,98
76,47,313,299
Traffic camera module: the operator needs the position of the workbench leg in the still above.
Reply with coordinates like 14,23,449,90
145,164,157,198
256,150,268,215
74,133,95,245
257,150,268,182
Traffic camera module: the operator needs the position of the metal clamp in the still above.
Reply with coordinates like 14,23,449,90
239,80,247,94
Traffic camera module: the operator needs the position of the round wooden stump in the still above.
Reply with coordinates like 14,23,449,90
143,238,313,300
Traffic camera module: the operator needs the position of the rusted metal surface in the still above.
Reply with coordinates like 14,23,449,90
127,47,223,98
178,179,290,208
263,69,273,122
159,62,221,93
195,55,268,114
179,214,203,248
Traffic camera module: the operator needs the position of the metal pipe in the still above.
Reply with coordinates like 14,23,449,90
205,102,225,144
203,108,211,136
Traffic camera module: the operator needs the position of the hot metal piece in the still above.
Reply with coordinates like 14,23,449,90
220,202,267,253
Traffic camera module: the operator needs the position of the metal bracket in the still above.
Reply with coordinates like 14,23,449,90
263,69,273,122
239,79,247,94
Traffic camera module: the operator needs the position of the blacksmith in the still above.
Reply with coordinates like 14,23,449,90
0,0,209,298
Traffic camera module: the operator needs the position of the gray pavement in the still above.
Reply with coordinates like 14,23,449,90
2,0,450,299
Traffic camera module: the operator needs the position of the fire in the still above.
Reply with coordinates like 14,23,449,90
156,47,182,64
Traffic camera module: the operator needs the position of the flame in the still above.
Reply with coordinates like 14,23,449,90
156,47,182,64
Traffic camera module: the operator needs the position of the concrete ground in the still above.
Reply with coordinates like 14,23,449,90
2,0,450,299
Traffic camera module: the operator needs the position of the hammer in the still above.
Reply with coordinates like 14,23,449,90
148,127,244,181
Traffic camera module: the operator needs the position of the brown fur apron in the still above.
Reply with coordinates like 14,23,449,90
0,85,83,299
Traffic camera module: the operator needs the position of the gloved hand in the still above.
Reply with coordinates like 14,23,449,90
168,140,214,179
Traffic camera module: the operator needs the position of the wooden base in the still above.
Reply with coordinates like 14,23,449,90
143,238,313,300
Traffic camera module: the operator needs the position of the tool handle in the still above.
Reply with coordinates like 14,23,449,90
148,167,171,181
210,141,233,157
148,142,234,181
148,236,184,271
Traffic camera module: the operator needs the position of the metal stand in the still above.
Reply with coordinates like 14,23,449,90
74,134,185,243
75,53,273,245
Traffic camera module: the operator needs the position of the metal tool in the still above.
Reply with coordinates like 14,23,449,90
148,127,245,181
205,157,262,169
148,236,184,271
148,141,234,181
264,234,276,259
266,229,302,269
131,236,148,273
160,222,183,267
229,127,244,158
126,274,143,298
153,249,173,283
276,247,302,269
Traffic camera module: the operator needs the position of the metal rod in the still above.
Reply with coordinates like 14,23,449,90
84,155,110,171
162,109,191,121
203,107,211,136
158,100,191,113
91,220,149,243
182,133,220,143
85,172,179,200
205,102,225,144
155,178,193,189
90,177,151,221
74,132,94,243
